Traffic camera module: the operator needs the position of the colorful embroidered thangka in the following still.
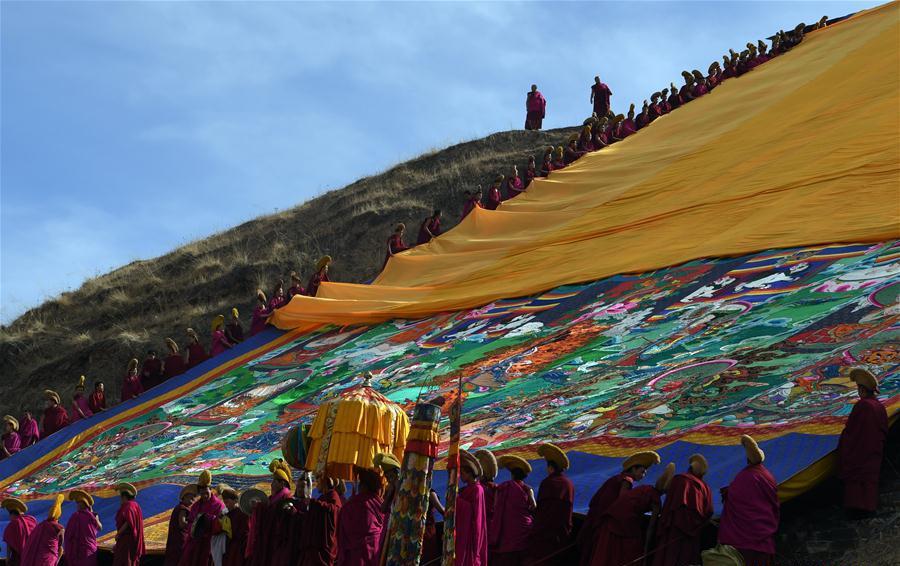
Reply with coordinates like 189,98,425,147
1,241,898,552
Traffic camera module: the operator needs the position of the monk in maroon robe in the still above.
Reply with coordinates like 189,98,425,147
121,359,144,403
652,455,713,566
505,167,524,200
490,456,535,566
523,157,536,189
539,153,553,178
422,489,445,565
667,83,682,110
164,486,197,566
250,292,273,335
620,105,638,138
457,450,488,566
297,474,342,566
475,450,498,525
526,444,574,566
525,85,546,130
691,70,709,98
20,496,64,566
41,391,69,438
288,272,306,300
248,463,298,566
113,484,145,566
18,411,40,447
485,177,503,210
2,416,22,459
384,223,410,268
578,451,659,566
838,368,889,513
140,350,163,390
221,487,249,566
590,464,674,566
269,281,287,310
64,491,102,566
717,435,779,566
635,101,651,129
210,316,235,358
162,339,186,381
590,76,612,118
185,328,208,369
563,139,585,165
225,308,244,344
3,499,37,566
306,257,332,298
336,468,384,566
417,210,442,245
462,190,483,218
70,385,93,423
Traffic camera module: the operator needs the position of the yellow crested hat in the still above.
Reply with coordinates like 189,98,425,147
48,494,64,521
741,434,765,465
231,307,239,319
211,315,225,332
655,463,676,492
68,489,94,507
44,390,61,405
1,498,28,514
537,443,569,471
269,458,293,487
474,449,498,480
374,452,401,472
76,375,86,391
316,256,333,272
3,415,19,432
497,455,532,475
179,484,198,500
459,450,482,477
689,453,709,477
117,483,138,498
197,470,213,488
623,451,661,471
165,337,179,353
849,368,878,392
219,484,239,500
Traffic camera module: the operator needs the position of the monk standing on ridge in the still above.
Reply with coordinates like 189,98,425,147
526,443,574,566
485,177,504,210
652,454,714,566
717,435,779,566
591,76,613,118
578,451,660,566
838,368,888,515
525,85,546,130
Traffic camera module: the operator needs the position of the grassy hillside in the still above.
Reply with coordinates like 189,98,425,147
0,127,578,416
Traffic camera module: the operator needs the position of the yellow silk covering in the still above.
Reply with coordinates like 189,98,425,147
305,386,410,480
272,3,900,331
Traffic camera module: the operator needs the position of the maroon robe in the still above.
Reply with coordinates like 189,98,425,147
635,113,650,129
297,489,341,566
621,119,637,138
307,271,329,298
667,92,682,110
838,396,888,511
120,373,143,403
578,472,633,566
692,83,709,98
250,305,272,335
505,176,524,200
19,417,40,447
456,481,488,566
479,478,497,524
288,284,306,300
525,91,546,130
417,216,441,245
268,295,287,310
525,471,573,566
3,513,37,566
164,354,186,380
384,234,409,268
70,394,93,422
2,431,22,458
590,486,660,566
20,519,62,566
591,82,612,118
336,491,384,566
186,342,208,369
164,503,191,566
564,146,585,165
488,479,533,565
225,321,244,344
224,508,250,566
64,508,100,566
717,464,778,564
652,472,713,566
247,488,295,566
422,490,442,565
539,159,553,178
41,405,69,438
485,186,502,210
141,357,163,389
524,166,536,188
592,130,608,150
113,500,145,566
210,329,231,357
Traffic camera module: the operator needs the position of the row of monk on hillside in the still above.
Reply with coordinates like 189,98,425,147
5,367,884,566
0,256,334,456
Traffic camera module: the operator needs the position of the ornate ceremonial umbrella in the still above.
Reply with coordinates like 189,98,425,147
304,374,410,480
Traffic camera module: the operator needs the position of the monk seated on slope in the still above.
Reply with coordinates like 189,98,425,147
577,125,595,153
462,189,483,218
523,158,537,190
564,135,587,165
505,166,525,199
551,146,566,171
485,176,504,210
539,148,554,177
838,368,888,516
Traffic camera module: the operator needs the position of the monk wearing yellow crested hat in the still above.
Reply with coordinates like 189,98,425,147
41,389,69,438
838,368,888,514
112,482,145,566
2,415,22,459
490,455,536,564
527,443,574,566
163,485,197,566
297,466,342,566
2,497,37,565
652,454,714,566
306,256,332,298
20,494,65,566
64,489,102,566
717,435,779,566
578,451,660,566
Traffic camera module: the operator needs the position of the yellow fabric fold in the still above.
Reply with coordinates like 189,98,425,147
272,3,900,331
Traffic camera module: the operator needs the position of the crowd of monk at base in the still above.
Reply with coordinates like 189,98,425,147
384,23,816,262
2,367,887,566
0,255,336,459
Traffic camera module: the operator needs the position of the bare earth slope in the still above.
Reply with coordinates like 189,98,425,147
0,127,577,415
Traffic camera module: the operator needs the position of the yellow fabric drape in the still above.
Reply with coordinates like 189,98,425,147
273,2,900,331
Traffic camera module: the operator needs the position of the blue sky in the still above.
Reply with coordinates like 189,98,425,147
0,1,879,323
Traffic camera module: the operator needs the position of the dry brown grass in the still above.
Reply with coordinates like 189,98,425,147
0,126,577,416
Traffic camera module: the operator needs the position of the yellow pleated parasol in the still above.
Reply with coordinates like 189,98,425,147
305,374,410,480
